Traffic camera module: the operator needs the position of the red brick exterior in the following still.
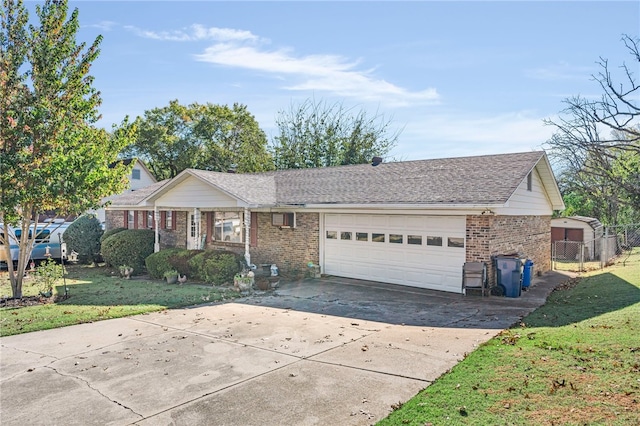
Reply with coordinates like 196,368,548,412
106,209,550,285
104,210,188,249
105,210,319,279
248,212,319,278
466,215,551,286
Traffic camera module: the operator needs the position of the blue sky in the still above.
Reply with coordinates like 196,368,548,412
48,1,640,160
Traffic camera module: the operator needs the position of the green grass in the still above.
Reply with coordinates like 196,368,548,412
0,264,240,336
379,254,640,426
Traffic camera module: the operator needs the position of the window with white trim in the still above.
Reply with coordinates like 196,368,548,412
214,212,243,243
272,212,295,228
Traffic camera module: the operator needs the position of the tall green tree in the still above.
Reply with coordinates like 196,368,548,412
270,98,401,169
124,100,274,180
545,35,640,225
0,0,134,298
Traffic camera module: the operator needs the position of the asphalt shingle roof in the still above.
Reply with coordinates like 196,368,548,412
109,179,170,206
188,169,277,205
266,151,545,205
110,151,547,207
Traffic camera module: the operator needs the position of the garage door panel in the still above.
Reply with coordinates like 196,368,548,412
323,214,465,293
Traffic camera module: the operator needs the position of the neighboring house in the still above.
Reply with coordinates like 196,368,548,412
89,158,157,227
551,216,603,260
105,151,564,294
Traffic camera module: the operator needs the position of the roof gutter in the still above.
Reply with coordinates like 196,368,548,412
302,202,505,210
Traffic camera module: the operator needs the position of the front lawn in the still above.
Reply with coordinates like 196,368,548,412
379,253,640,425
0,264,240,337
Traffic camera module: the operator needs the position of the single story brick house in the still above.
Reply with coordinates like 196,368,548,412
105,151,564,294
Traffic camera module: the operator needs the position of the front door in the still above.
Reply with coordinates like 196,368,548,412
187,211,201,250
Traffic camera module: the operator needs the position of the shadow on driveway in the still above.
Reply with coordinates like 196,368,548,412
237,270,575,329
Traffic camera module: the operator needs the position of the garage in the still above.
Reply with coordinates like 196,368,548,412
322,214,466,293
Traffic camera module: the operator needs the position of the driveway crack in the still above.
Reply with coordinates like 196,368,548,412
43,365,144,420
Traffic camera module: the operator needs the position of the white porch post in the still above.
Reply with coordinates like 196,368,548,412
244,207,251,267
194,208,202,249
154,207,160,253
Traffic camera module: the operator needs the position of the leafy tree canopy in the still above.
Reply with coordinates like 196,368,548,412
1,0,135,297
270,98,401,169
123,100,274,180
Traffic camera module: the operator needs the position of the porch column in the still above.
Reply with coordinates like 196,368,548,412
244,207,252,268
154,207,160,252
194,208,202,249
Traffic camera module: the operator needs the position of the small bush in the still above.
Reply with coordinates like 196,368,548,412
188,250,241,285
34,258,64,295
63,215,104,264
145,248,185,279
100,227,126,243
101,229,155,274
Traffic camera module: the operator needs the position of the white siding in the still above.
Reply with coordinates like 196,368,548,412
129,163,156,190
155,176,240,208
500,168,553,215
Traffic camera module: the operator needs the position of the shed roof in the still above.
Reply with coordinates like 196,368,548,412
552,216,603,230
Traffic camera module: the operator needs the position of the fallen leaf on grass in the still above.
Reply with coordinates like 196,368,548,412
390,401,403,411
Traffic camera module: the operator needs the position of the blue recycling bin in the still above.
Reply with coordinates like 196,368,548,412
495,256,524,298
522,260,534,290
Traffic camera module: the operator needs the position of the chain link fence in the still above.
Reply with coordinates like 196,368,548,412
602,223,640,267
553,223,640,272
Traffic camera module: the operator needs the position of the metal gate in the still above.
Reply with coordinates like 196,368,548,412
552,223,640,272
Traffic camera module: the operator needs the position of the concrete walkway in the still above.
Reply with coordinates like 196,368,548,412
0,271,573,426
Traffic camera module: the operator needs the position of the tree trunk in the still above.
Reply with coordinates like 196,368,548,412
2,242,21,299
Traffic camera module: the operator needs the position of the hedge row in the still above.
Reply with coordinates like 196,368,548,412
101,230,243,284
145,248,242,285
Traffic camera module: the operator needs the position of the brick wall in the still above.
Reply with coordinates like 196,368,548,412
159,211,187,249
466,215,551,286
104,210,188,249
191,211,319,279
104,210,124,231
248,212,320,279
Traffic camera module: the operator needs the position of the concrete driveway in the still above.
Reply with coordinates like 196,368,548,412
0,271,571,425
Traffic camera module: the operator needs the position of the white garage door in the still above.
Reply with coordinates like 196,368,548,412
323,214,466,293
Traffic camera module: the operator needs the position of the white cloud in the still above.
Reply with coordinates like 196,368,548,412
524,62,593,81
194,43,439,106
84,20,117,31
125,24,260,43
126,23,438,105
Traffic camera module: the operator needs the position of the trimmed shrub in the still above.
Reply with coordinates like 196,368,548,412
100,227,126,243
101,229,155,274
145,248,185,279
169,249,203,276
63,215,104,264
188,250,241,285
